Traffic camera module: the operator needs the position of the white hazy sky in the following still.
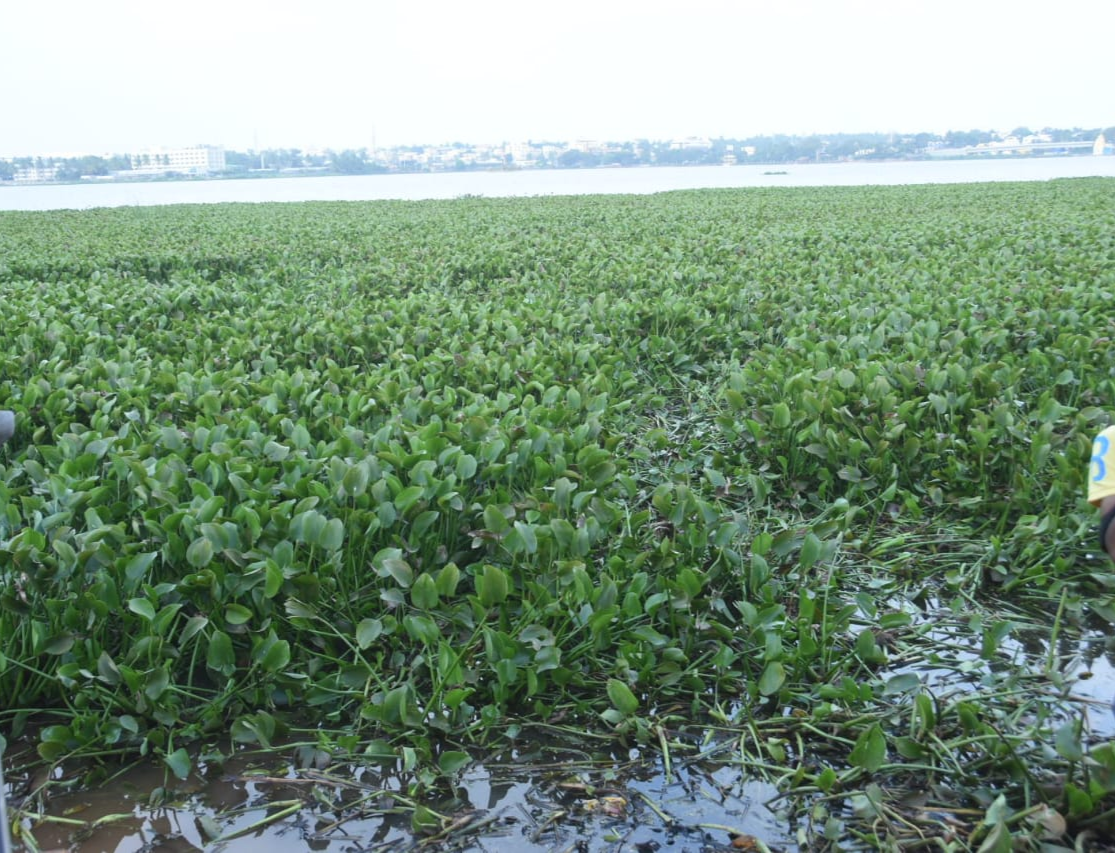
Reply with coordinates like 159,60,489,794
4,0,1112,156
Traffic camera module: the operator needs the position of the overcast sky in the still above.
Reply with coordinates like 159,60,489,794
4,0,1112,156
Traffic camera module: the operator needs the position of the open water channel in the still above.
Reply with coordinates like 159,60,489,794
1,156,1114,211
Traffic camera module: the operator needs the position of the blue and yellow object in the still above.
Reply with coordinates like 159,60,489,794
1089,425,1115,507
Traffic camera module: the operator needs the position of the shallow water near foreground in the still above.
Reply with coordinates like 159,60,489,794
9,612,1114,853
10,739,791,852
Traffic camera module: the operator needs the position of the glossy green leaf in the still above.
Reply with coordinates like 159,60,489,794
128,598,156,622
186,537,214,568
606,678,639,716
356,618,383,649
758,661,786,696
476,564,509,607
224,604,252,625
165,748,191,781
411,573,439,610
848,723,887,773
206,630,235,677
258,639,291,673
437,750,471,776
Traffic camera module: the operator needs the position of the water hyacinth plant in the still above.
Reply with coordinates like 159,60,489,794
0,180,1114,849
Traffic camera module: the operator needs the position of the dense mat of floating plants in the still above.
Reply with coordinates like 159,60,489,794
2,182,1115,845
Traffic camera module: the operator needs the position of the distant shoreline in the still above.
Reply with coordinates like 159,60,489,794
3,149,1109,190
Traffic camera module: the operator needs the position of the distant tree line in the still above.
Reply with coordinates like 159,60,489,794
3,126,1113,182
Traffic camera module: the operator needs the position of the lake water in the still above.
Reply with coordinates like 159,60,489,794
2,156,1114,211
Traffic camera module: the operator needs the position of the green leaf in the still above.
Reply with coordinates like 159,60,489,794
411,804,442,835
382,684,412,725
128,598,156,622
895,736,926,759
382,557,414,588
404,613,441,645
342,462,370,497
290,423,311,450
144,666,169,700
606,678,639,716
1064,783,1094,818
799,532,822,569
435,563,460,597
321,518,345,551
224,603,252,625
265,562,284,598
43,633,75,655
514,521,538,554
476,564,509,607
37,741,68,762
815,766,838,793
855,629,884,663
551,518,575,548
882,673,921,695
98,652,122,685
186,537,214,568
914,692,936,731
258,639,291,673
455,454,478,480
848,723,887,773
976,819,1012,853
356,618,383,649
296,510,327,546
165,748,191,781
411,573,440,610
285,598,318,619
758,661,786,697
363,739,396,762
771,402,792,429
230,712,276,748
206,630,235,677
124,552,157,588
482,504,509,533
412,510,439,538
437,750,471,776
1054,722,1084,762
394,485,424,512
198,814,223,842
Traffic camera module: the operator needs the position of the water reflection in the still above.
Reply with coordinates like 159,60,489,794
9,607,1113,851
874,599,1115,739
12,740,790,852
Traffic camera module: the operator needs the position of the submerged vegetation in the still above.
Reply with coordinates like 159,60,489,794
1,181,1114,849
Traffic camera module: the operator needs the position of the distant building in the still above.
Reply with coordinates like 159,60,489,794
569,139,603,154
13,164,59,184
669,136,711,150
131,145,226,175
508,141,536,164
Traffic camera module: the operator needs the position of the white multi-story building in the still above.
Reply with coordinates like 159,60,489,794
131,145,226,175
13,164,59,184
